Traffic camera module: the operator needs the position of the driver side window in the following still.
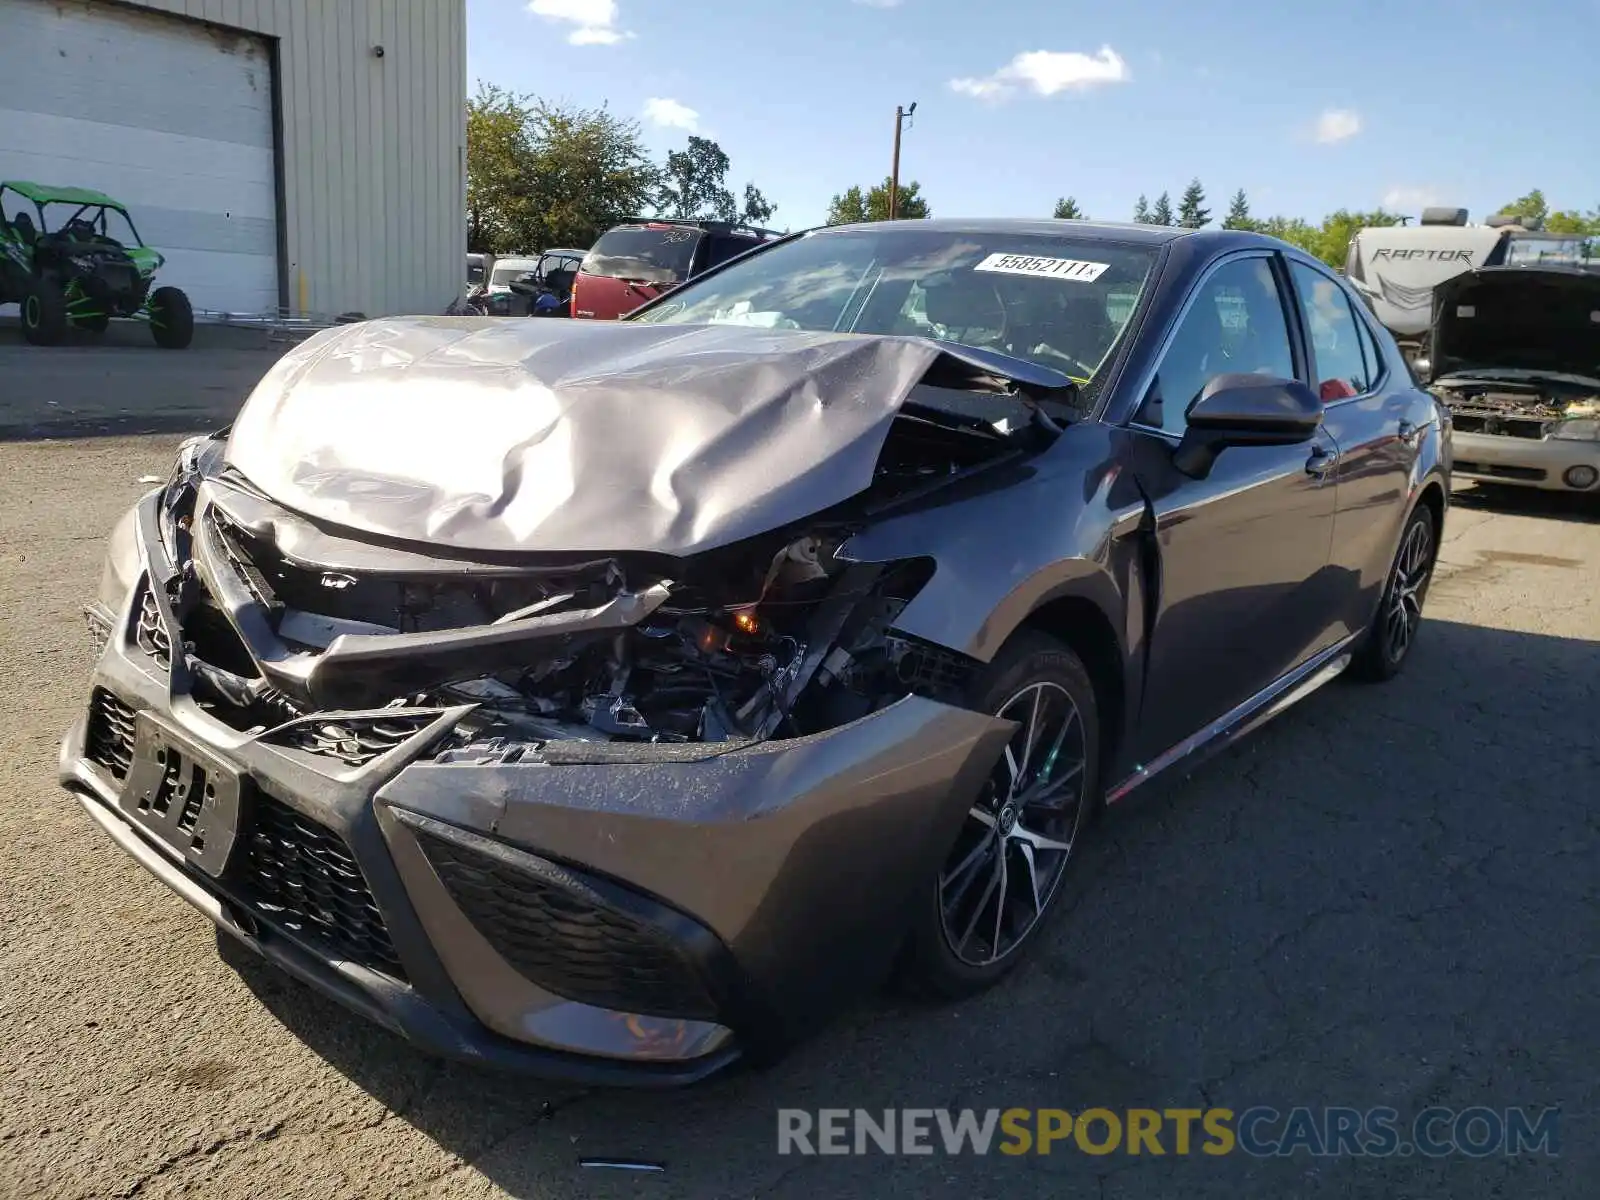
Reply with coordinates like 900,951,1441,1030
1138,256,1297,437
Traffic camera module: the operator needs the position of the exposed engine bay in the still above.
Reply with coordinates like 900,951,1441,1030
1430,377,1600,440
144,387,1058,766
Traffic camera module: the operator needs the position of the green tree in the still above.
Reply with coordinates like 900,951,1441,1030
825,178,930,224
658,135,737,220
1545,209,1595,235
1132,194,1151,223
1494,189,1549,227
1255,215,1321,256
1222,188,1255,230
523,99,661,250
466,82,539,254
1177,178,1210,228
1150,191,1175,226
741,183,777,226
1053,196,1085,220
1314,208,1402,268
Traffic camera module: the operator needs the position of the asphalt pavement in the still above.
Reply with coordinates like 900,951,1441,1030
0,348,1595,1198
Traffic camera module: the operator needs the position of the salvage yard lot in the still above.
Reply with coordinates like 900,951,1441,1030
0,349,1596,1197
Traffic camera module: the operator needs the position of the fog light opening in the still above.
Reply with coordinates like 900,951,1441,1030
1562,465,1599,490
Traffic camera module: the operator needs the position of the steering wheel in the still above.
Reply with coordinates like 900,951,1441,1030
1027,342,1096,378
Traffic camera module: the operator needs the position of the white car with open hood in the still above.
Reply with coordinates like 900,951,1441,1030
1425,265,1600,495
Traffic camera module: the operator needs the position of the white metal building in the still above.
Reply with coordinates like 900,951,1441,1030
0,0,466,318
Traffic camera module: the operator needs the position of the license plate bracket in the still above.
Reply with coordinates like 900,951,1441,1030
118,713,247,877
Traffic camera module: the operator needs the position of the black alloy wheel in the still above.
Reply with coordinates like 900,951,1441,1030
900,632,1100,998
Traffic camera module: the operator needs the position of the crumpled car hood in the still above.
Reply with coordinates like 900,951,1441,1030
225,317,1000,557
1431,266,1600,384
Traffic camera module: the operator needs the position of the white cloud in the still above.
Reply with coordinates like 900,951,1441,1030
1382,186,1441,211
527,0,631,46
570,25,624,44
1313,108,1362,144
643,97,699,132
950,46,1129,102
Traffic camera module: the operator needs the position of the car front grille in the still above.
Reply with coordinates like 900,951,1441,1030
414,826,720,1021
134,587,172,669
1453,460,1548,483
85,688,137,781
226,795,406,981
263,711,440,767
1451,413,1553,440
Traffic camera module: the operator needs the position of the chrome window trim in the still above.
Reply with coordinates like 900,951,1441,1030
1281,251,1393,407
1120,247,1286,439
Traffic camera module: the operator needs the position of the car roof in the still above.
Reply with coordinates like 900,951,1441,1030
608,219,781,238
542,248,587,256
812,217,1274,250
3,180,126,209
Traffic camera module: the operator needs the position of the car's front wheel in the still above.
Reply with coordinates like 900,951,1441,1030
1349,501,1437,682
899,631,1100,999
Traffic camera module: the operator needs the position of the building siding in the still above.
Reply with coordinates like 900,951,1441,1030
122,0,465,317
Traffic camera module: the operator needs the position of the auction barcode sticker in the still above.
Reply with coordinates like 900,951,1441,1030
974,252,1110,282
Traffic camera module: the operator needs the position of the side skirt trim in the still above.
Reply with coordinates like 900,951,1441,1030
1105,634,1359,804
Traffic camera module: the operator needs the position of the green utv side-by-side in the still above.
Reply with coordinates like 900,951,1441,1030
0,181,194,348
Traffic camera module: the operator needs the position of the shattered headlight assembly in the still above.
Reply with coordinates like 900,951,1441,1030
1550,417,1600,442
90,505,142,650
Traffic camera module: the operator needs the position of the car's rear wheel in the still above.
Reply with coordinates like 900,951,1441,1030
899,631,1100,999
21,280,67,346
1349,502,1437,682
148,286,194,349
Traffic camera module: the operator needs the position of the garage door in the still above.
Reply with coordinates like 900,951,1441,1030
0,0,279,316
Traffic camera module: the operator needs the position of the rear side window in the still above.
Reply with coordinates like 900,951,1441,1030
703,232,763,270
582,227,702,284
1289,260,1373,399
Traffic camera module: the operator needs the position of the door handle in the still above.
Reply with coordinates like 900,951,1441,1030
1305,445,1339,477
1397,420,1420,447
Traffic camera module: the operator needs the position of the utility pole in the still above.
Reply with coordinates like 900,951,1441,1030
889,101,916,220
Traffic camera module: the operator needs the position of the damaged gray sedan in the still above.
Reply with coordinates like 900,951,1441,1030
62,219,1450,1084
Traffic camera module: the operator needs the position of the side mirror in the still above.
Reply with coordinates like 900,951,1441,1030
1172,373,1323,479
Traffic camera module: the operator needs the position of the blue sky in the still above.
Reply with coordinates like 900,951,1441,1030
469,0,1600,230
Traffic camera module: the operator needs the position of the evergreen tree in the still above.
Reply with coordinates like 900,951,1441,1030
1151,191,1175,226
1177,178,1210,228
1222,188,1254,230
1133,194,1152,223
1053,196,1085,220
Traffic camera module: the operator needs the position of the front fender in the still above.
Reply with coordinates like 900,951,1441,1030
839,428,1143,662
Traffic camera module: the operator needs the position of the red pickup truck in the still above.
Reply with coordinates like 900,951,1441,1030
572,219,780,321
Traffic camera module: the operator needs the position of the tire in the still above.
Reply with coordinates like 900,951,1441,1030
21,280,68,346
1348,502,1437,682
898,631,1102,999
148,286,194,349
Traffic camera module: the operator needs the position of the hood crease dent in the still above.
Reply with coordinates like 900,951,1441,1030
225,318,1010,557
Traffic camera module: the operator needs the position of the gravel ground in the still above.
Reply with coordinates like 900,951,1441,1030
1,428,1596,1199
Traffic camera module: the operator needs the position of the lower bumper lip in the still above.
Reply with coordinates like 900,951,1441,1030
61,732,743,1086
60,635,1016,1082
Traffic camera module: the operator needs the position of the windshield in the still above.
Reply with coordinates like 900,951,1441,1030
467,256,488,285
1503,235,1593,267
582,226,702,284
490,265,538,286
38,203,142,246
630,228,1159,385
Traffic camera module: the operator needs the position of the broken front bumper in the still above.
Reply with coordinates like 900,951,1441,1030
1451,430,1600,492
60,603,1012,1084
